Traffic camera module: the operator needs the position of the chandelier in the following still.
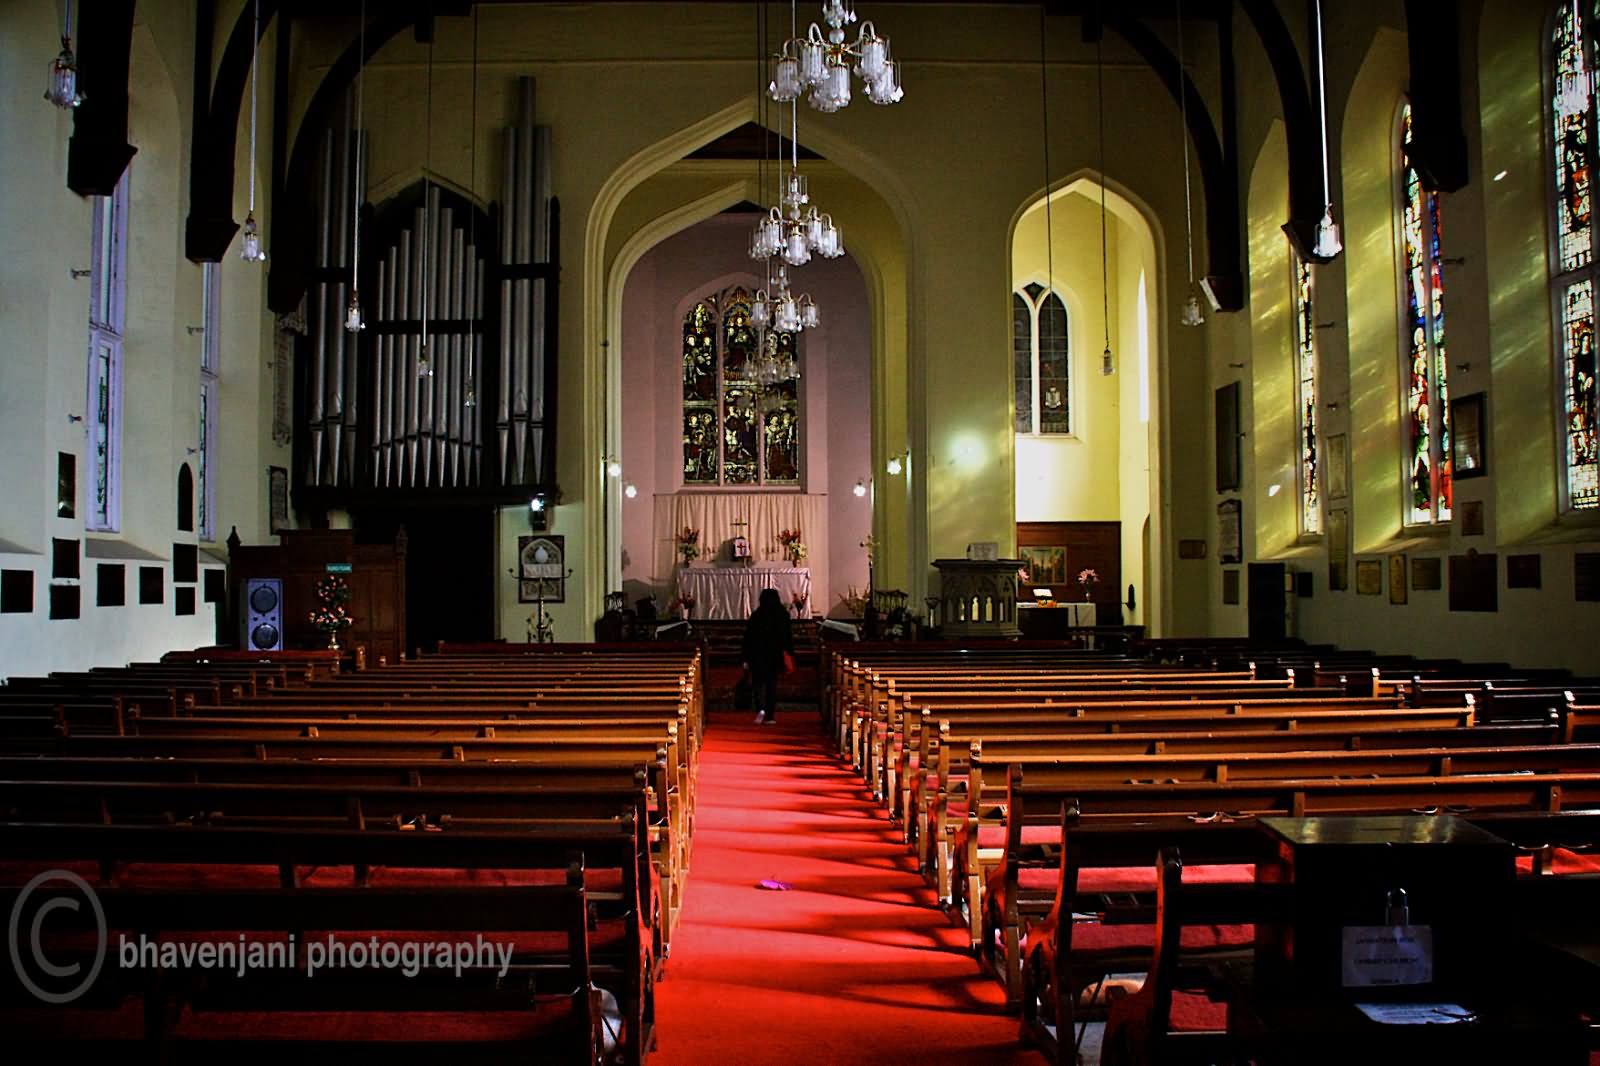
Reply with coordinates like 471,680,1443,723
768,1,903,111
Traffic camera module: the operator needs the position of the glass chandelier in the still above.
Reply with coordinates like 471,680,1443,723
44,1,85,109
768,1,903,110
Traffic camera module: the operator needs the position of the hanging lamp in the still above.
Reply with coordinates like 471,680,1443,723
240,0,268,262
1097,31,1114,375
345,2,366,332
1311,0,1342,258
1177,0,1203,326
44,0,85,109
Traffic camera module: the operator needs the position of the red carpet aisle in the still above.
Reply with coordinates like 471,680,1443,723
652,710,1039,1066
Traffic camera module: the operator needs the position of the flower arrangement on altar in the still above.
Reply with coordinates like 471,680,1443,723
308,574,354,648
1077,567,1100,600
791,591,808,616
777,528,807,566
675,527,701,564
672,593,696,618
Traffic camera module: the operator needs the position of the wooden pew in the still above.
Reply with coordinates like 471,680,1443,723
0,819,649,1065
1004,767,1600,1031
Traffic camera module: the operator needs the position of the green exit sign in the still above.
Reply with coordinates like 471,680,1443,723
325,563,353,573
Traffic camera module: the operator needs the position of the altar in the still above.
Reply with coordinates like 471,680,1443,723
677,566,812,620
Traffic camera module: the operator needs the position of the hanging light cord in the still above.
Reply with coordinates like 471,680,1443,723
248,0,260,213
62,0,73,45
1177,0,1194,288
1098,31,1110,353
421,29,434,355
352,4,364,291
1038,7,1055,302
1314,0,1331,211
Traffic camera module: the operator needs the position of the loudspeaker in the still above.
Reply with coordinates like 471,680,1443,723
242,577,283,651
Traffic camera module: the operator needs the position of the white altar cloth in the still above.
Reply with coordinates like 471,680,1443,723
677,566,812,620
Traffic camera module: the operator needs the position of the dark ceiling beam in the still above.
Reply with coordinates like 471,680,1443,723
186,0,280,262
68,0,139,197
1234,0,1327,264
1404,0,1467,191
1103,13,1244,310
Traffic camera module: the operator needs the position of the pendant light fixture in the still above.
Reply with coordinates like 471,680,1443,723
464,7,480,410
1097,31,1114,376
345,2,366,332
240,0,268,262
44,0,85,109
1311,0,1342,258
418,28,435,379
1177,0,1202,326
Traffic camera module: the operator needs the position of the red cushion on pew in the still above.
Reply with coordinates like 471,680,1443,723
0,1000,148,1041
1515,849,1600,875
169,1007,584,1043
973,824,1067,849
1069,920,1254,953
0,860,103,885
111,863,285,889
1010,863,1256,894
1170,990,1227,1032
1079,864,1256,892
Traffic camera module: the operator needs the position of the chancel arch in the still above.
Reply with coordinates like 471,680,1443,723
1009,175,1163,634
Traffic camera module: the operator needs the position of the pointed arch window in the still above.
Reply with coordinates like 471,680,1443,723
1013,283,1070,435
1293,253,1322,534
86,170,130,533
1549,1,1600,511
681,285,800,486
1398,101,1453,526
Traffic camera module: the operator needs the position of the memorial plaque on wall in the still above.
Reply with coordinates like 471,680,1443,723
1327,509,1349,591
1577,553,1600,602
1506,554,1541,589
1411,556,1442,591
1356,559,1382,595
1449,552,1498,612
1222,569,1240,605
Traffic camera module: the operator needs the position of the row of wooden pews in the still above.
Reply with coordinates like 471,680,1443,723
822,639,1600,1066
0,642,705,1065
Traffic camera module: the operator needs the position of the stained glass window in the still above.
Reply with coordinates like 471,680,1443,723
1399,102,1452,525
86,170,129,533
1293,253,1321,535
1012,283,1070,435
1551,2,1600,510
681,285,800,486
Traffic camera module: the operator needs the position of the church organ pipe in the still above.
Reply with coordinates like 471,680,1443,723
531,124,551,482
498,125,514,482
512,77,535,484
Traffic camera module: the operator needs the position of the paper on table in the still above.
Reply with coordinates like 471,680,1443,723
1354,1003,1476,1025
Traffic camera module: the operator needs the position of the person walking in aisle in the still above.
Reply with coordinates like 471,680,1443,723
741,587,794,724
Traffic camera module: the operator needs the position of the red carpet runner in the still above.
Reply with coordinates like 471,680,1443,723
652,710,1039,1066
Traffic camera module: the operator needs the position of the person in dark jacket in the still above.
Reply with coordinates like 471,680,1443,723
741,587,794,724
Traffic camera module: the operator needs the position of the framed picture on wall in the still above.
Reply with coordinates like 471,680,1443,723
518,535,566,603
1019,545,1066,585
1215,382,1241,492
1451,392,1487,479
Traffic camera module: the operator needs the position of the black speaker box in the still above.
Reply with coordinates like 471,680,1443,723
242,577,284,651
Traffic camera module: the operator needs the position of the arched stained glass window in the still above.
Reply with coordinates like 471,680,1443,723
1012,283,1070,435
681,285,800,486
1398,101,1453,526
1550,1,1600,510
1293,252,1321,535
